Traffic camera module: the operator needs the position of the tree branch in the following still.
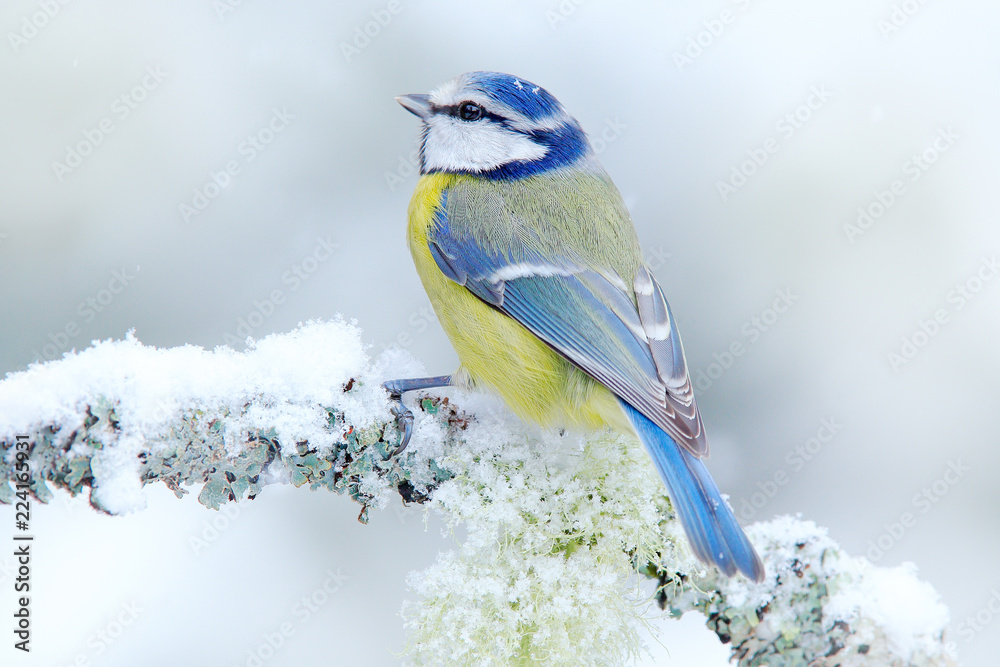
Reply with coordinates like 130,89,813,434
0,321,956,666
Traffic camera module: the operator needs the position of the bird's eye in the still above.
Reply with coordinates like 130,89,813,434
458,102,484,121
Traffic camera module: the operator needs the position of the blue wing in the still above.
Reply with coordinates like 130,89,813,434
427,186,766,580
428,189,707,457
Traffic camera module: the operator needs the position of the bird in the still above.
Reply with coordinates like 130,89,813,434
383,71,764,582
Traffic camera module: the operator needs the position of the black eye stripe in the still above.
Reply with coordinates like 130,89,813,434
431,102,503,123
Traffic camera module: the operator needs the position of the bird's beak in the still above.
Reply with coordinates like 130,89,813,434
396,94,432,119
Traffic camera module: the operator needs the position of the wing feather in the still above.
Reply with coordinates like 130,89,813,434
429,185,708,457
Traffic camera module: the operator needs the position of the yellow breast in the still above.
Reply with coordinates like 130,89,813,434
405,173,628,433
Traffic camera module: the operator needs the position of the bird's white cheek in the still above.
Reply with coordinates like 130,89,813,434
423,117,547,172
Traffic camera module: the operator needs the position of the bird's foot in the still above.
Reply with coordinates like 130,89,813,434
381,375,453,457
383,380,415,456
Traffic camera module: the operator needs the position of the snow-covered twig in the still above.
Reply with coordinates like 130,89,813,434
0,321,956,666
0,320,458,520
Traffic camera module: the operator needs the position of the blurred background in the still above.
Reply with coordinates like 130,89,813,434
1,1,998,665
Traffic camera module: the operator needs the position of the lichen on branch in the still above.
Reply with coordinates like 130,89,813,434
0,321,956,666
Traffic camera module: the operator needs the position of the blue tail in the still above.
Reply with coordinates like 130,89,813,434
620,400,764,582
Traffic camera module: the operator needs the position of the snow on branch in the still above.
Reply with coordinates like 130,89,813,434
0,320,456,519
0,321,956,666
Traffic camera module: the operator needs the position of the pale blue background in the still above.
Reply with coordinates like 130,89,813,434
1,1,998,665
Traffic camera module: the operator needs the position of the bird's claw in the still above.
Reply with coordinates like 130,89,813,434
389,401,414,456
384,381,414,456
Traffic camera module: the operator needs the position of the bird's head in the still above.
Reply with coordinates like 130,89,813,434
397,71,592,180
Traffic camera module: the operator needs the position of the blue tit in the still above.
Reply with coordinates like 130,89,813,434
384,71,764,582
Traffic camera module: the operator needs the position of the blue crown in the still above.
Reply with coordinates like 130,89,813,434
464,72,563,122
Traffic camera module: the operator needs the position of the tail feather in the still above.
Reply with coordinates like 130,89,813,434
620,400,764,582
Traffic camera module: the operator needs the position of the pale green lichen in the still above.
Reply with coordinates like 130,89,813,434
0,321,956,666
399,410,955,667
402,425,681,666
0,394,957,666
0,388,458,520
